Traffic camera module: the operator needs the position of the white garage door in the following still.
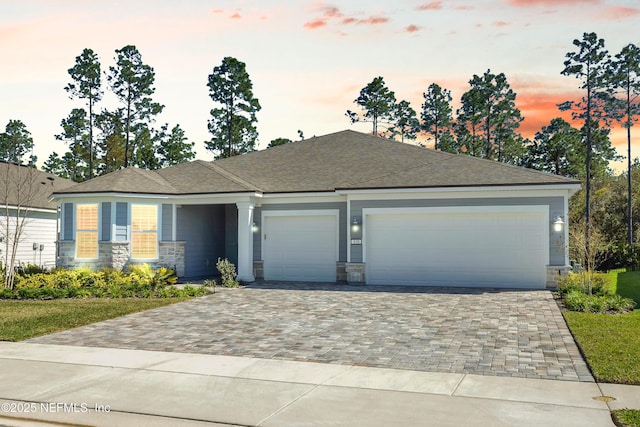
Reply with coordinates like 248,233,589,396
263,213,338,282
365,207,548,288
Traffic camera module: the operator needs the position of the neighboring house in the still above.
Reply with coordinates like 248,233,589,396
0,161,76,270
52,130,580,289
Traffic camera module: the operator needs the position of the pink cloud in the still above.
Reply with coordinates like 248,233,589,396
416,1,442,11
342,17,357,24
507,0,600,6
230,12,241,19
493,21,510,27
304,19,327,29
405,24,421,33
322,6,343,18
358,16,389,25
598,6,640,20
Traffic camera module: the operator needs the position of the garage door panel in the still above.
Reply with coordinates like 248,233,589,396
264,214,337,282
366,210,547,288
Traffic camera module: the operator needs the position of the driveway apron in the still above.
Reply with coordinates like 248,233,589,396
29,283,593,382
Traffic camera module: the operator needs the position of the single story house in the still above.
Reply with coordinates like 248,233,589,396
52,130,580,289
0,161,75,270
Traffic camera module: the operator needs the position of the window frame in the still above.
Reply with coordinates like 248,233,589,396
130,203,159,260
75,203,99,260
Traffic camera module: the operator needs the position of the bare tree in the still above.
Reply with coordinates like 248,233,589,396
0,162,42,289
569,219,608,295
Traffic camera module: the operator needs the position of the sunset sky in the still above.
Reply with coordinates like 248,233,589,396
1,0,638,172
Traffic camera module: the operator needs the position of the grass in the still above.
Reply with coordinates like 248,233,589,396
563,269,640,385
612,409,640,427
614,271,640,306
0,298,189,341
564,310,640,384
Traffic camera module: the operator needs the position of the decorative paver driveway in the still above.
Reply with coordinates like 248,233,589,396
29,283,593,381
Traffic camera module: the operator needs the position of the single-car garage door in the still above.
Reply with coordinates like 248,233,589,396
263,213,338,282
365,207,548,288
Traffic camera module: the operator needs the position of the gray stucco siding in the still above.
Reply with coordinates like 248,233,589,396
349,197,566,266
257,202,348,262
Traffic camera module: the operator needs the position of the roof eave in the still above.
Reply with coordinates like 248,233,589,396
336,182,582,194
51,190,264,200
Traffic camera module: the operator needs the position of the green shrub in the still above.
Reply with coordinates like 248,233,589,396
216,258,238,288
0,263,207,300
128,264,177,291
16,263,48,276
562,289,636,313
14,274,55,289
557,272,610,296
607,294,637,313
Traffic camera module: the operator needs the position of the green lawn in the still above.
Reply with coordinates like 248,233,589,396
0,298,188,341
563,269,640,385
564,309,640,384
613,270,640,306
613,409,640,427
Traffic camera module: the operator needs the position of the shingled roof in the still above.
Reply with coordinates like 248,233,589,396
0,161,76,209
53,130,579,196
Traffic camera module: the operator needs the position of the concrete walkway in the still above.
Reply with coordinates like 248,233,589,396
0,342,638,427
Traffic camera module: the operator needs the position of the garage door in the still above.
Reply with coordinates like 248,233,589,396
365,207,548,288
263,213,338,282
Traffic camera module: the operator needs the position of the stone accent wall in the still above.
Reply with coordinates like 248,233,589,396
345,262,366,284
56,240,186,278
253,260,264,279
336,262,347,282
158,241,185,277
546,265,571,289
56,241,75,269
99,241,130,271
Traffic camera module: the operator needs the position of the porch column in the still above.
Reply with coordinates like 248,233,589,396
236,201,255,282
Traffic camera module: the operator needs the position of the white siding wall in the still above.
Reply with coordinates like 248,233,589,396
1,209,58,269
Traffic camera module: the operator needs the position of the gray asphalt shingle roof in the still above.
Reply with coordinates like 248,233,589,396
53,130,579,197
0,161,76,209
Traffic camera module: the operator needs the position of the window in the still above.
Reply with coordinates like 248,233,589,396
76,203,98,258
131,204,158,259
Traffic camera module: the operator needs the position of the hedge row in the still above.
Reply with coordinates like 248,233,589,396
0,265,209,299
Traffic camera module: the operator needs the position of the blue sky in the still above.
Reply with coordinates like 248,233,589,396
1,0,638,170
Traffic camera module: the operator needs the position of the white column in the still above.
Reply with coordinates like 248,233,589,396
236,200,255,282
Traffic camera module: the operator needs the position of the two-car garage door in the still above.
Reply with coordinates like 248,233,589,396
260,207,549,288
365,207,548,288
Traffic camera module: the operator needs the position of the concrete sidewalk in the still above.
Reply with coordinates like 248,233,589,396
0,342,637,427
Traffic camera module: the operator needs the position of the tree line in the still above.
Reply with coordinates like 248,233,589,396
1,48,264,182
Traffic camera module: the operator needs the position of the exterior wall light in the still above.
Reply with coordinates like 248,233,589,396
553,216,565,233
351,217,361,233
251,222,259,233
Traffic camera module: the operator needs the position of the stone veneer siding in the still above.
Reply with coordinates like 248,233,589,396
345,262,366,284
546,265,571,289
56,240,185,278
253,261,348,283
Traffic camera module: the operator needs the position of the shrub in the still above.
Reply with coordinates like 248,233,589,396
561,289,636,314
216,258,239,288
16,263,48,276
557,272,610,296
128,264,177,291
0,264,208,300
